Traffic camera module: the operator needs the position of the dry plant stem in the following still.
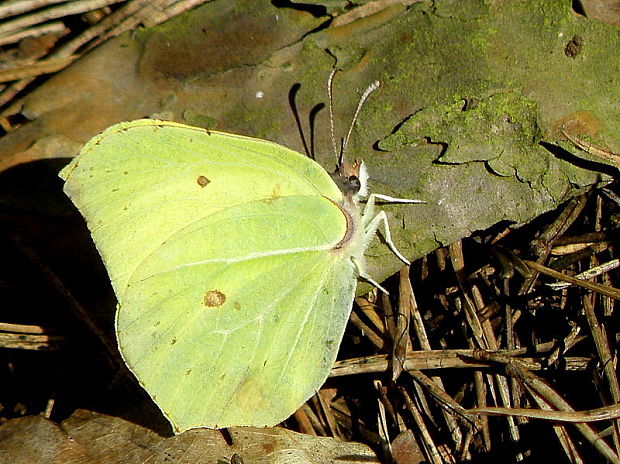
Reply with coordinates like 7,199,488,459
563,323,584,352
473,357,580,463
547,322,581,366
391,272,439,450
349,304,385,349
473,369,491,452
602,187,620,206
0,0,127,37
532,194,589,255
316,390,340,439
54,0,204,57
395,403,407,431
8,233,120,371
0,78,35,109
380,292,397,370
75,0,168,54
308,395,327,436
82,0,207,53
0,1,206,112
476,354,620,463
0,21,66,46
0,321,52,334
435,247,448,272
407,370,466,417
405,267,464,450
524,385,604,464
495,376,521,452
546,259,620,290
406,269,431,350
0,55,76,82
526,386,584,464
522,194,589,294
583,295,620,451
331,0,424,28
469,401,620,423
376,380,400,431
553,229,620,246
133,0,172,27
462,330,492,452
595,194,616,317
449,242,484,345
470,282,520,449
160,0,208,21
330,348,588,376
504,279,527,426
400,386,444,464
327,400,355,430
602,270,615,317
551,241,609,273
44,397,55,419
459,427,475,462
381,291,393,336
0,330,64,350
393,266,413,381
551,242,596,255
0,0,72,20
562,129,620,165
452,241,521,452
437,443,456,464
51,0,155,57
524,259,620,300
374,380,392,456
592,194,620,452
355,295,386,334
295,405,319,436
411,372,435,427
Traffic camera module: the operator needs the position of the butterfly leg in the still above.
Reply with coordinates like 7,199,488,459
361,193,425,264
361,193,425,227
363,209,410,265
351,209,408,295
352,256,390,294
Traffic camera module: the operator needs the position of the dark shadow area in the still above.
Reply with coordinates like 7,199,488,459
540,141,618,178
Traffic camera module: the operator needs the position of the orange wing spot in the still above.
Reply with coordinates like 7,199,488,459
197,175,210,187
204,290,226,307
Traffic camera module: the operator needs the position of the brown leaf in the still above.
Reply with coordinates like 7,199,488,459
0,409,379,463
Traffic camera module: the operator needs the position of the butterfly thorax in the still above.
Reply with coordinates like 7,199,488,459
329,159,368,271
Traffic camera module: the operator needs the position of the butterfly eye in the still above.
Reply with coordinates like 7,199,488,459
330,172,361,195
347,175,361,193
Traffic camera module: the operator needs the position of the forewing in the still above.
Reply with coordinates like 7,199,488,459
60,119,343,296
117,195,357,431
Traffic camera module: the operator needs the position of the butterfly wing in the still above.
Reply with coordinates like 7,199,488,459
60,120,357,431
121,195,358,430
60,120,344,297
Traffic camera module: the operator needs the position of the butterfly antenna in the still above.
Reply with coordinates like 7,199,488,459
341,80,381,161
327,69,339,162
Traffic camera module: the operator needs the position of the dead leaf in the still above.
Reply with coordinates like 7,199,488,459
0,409,379,464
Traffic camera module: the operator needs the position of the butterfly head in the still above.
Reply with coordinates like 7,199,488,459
326,70,377,205
331,158,368,203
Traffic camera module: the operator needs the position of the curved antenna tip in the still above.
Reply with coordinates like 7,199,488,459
341,79,382,159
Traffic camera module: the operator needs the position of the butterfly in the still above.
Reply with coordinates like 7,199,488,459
60,71,421,432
